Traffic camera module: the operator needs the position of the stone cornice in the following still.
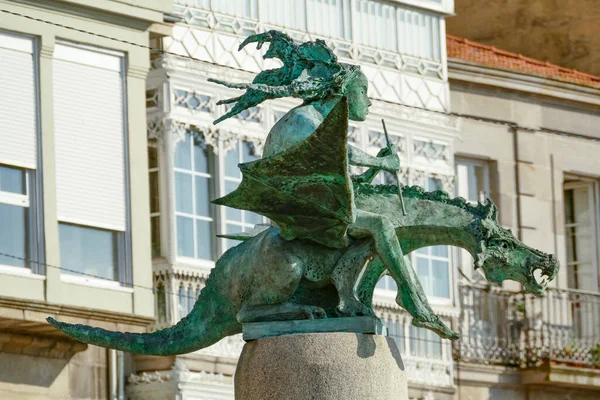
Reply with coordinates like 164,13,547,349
448,59,600,106
0,295,155,327
0,331,87,359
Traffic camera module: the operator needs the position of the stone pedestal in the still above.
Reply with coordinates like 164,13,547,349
234,332,407,400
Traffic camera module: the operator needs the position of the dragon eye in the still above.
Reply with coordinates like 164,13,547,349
501,242,509,249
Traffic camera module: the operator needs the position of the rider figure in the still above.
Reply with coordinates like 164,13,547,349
210,31,451,334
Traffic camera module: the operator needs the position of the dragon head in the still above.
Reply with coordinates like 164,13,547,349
473,202,559,296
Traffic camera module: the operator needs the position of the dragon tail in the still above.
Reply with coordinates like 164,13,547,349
47,264,241,356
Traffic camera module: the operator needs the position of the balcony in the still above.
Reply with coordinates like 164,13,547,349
457,283,600,371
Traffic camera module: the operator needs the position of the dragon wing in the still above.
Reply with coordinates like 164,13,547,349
213,97,354,249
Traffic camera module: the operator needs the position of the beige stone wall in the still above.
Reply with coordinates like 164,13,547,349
0,346,109,400
451,79,600,290
447,0,600,76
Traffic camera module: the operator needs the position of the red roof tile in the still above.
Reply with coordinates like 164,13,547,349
446,34,600,89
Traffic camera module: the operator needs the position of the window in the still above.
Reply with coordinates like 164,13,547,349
0,165,31,269
222,141,265,251
455,158,490,204
206,0,441,60
174,132,215,260
415,246,450,298
375,177,451,299
149,146,161,258
59,223,122,281
53,42,129,283
564,179,599,292
456,158,491,282
0,32,41,273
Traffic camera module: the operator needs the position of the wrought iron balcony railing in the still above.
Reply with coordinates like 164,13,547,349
457,283,600,369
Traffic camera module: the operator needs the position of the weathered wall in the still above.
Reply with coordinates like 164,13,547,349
447,0,600,76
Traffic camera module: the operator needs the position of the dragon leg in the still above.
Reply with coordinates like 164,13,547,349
331,239,376,317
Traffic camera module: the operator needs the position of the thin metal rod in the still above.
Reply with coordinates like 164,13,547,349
381,119,407,216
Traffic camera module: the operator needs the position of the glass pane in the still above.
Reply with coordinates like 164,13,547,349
176,216,194,257
0,204,27,267
174,134,192,169
0,165,26,194
432,260,450,298
59,223,118,281
196,219,213,260
226,223,242,234
225,145,241,178
193,140,209,173
149,171,160,213
175,172,193,214
225,239,240,251
195,176,211,217
225,181,242,220
416,257,431,296
178,286,187,318
156,283,167,322
148,146,158,169
415,247,428,255
385,275,398,292
151,216,161,258
426,177,443,192
188,287,195,314
242,141,257,162
474,165,486,200
431,245,448,258
245,211,263,226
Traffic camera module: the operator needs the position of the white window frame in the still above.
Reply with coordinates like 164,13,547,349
413,246,452,305
564,178,600,292
455,157,491,283
455,157,490,205
57,221,127,286
173,132,216,263
53,41,132,286
0,166,39,273
219,140,266,252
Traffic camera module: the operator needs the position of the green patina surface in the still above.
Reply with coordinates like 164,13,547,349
48,31,559,355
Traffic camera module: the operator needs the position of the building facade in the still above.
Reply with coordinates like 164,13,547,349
132,1,600,400
1,1,599,400
448,35,600,399
0,0,171,399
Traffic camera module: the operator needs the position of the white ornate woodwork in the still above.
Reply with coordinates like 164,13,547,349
160,1,449,111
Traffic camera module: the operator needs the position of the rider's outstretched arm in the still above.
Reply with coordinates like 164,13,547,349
348,145,398,172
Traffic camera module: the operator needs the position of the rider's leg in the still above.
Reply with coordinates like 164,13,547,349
349,210,430,318
349,210,458,339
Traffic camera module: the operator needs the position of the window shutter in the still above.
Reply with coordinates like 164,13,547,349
0,32,37,169
53,43,127,231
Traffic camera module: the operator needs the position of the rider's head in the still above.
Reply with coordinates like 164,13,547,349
341,70,372,122
210,32,372,123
